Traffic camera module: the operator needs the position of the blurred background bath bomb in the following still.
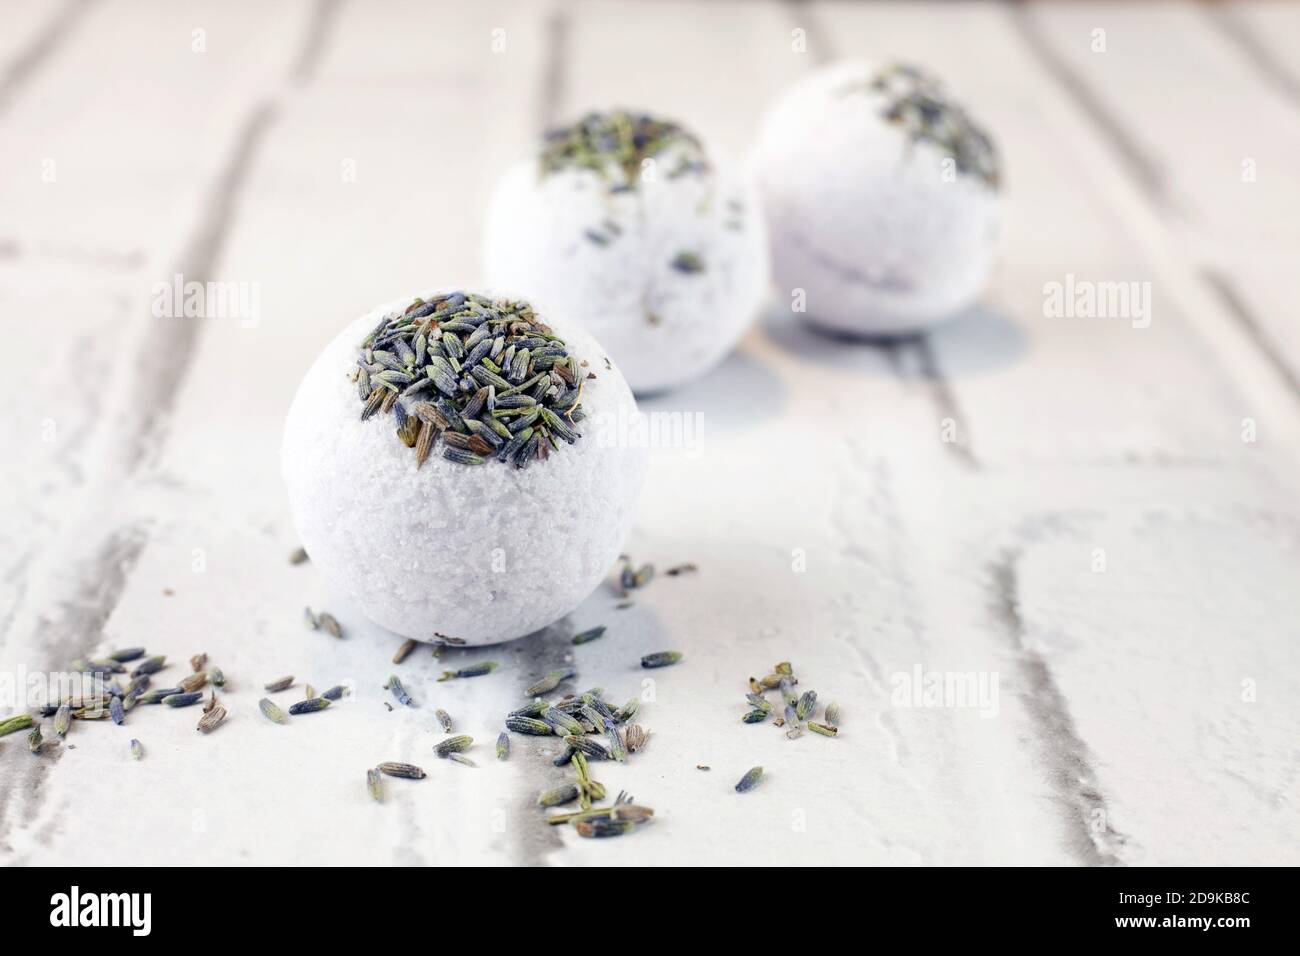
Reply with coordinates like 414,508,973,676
282,290,648,645
484,110,770,394
753,61,1001,335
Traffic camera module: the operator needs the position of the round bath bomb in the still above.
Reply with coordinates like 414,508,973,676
753,61,1001,335
483,110,770,394
282,290,648,645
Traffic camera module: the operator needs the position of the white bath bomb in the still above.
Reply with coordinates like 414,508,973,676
282,290,648,645
753,61,1001,335
484,110,770,394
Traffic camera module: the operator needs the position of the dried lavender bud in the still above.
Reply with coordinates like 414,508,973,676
509,700,549,718
574,818,638,838
735,766,764,793
162,692,204,708
197,703,228,733
613,699,639,723
505,716,552,736
572,626,606,645
179,672,208,694
525,667,575,697
670,251,705,274
537,784,580,808
438,661,498,681
53,706,71,737
640,651,682,669
288,698,330,715
385,675,414,707
796,690,817,720
131,656,167,678
624,724,648,752
137,687,184,704
603,721,627,763
258,698,288,724
378,761,426,779
542,708,584,737
563,735,611,760
434,735,473,757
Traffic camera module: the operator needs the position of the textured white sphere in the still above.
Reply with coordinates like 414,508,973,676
753,61,1001,335
484,110,770,394
282,290,648,645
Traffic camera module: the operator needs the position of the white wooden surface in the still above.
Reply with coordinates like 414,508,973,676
1,0,1297,866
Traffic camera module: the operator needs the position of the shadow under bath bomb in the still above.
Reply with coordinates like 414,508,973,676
281,289,649,644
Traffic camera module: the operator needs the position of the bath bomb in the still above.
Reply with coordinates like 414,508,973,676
282,290,648,645
484,110,770,394
753,61,1001,335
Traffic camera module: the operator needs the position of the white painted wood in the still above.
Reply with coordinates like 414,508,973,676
1,0,1296,866
1022,0,1300,392
0,0,314,691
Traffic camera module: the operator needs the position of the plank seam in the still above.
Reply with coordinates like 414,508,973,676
989,548,1129,866
0,0,93,116
1200,1,1300,111
1009,0,1173,212
1200,267,1300,399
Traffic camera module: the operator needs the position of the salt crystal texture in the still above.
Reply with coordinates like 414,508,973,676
753,60,1001,335
483,118,769,395
281,291,648,645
